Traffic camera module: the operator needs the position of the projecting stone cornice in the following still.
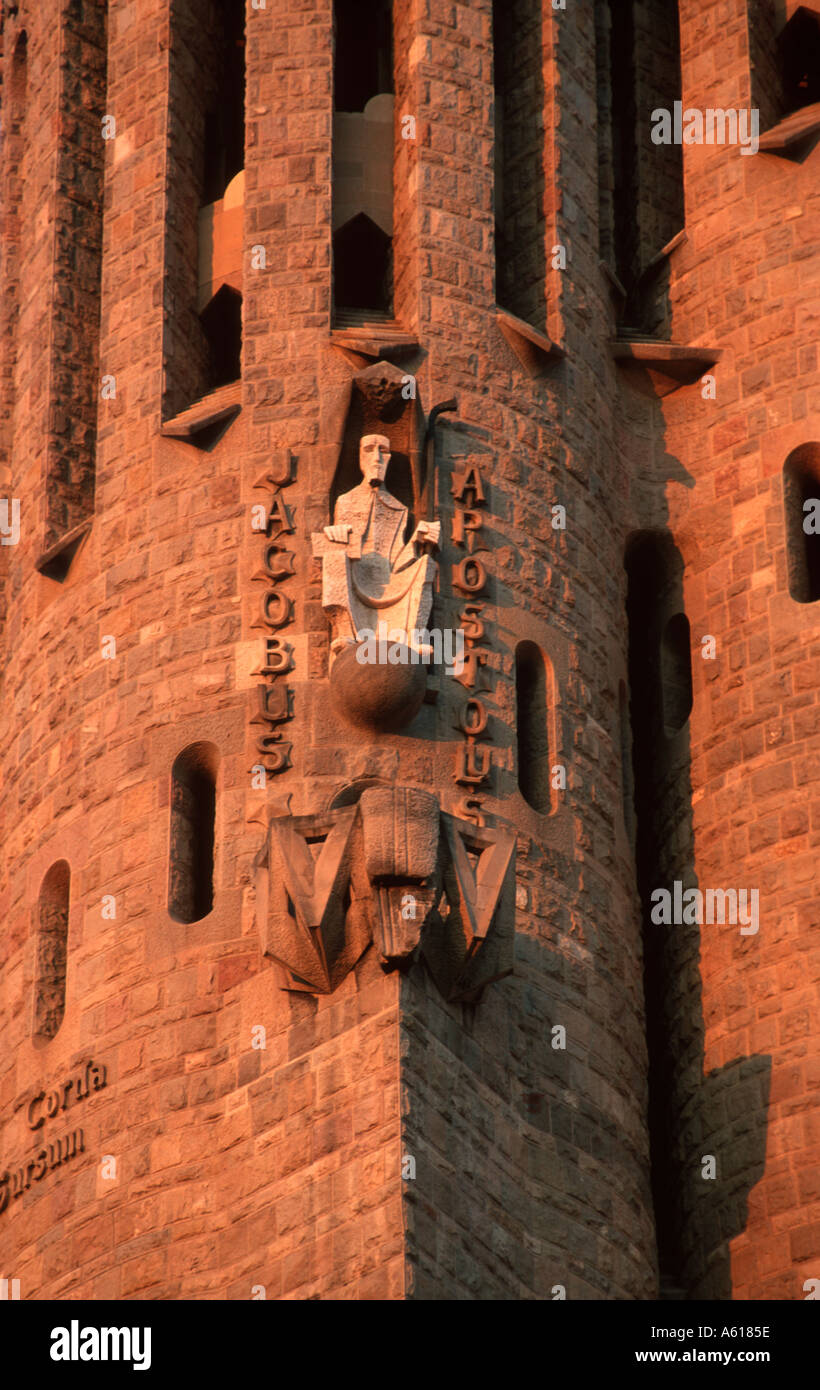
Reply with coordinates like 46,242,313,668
35,517,93,582
329,318,420,365
610,340,722,398
495,306,564,376
160,380,242,446
758,102,820,161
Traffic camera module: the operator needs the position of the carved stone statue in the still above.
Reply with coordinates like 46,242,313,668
312,434,441,655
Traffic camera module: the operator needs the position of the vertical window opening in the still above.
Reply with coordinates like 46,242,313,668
752,2,820,126
607,0,638,293
779,7,820,113
168,742,218,924
165,1,245,417
625,533,692,1297
40,3,108,564
0,30,28,473
515,641,551,815
332,0,394,323
198,1,244,393
604,0,683,333
492,0,546,331
784,444,820,604
333,0,392,113
747,0,785,132
594,4,615,267
34,861,70,1043
661,614,693,735
200,284,242,390
201,3,245,205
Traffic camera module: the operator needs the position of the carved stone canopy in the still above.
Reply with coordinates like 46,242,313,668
254,787,516,1002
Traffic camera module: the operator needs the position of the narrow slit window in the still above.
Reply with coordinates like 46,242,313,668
625,531,690,1291
332,0,394,323
515,641,551,814
661,613,693,735
34,861,70,1043
784,445,820,604
168,742,218,924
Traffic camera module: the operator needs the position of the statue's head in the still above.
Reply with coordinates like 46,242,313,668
359,434,390,487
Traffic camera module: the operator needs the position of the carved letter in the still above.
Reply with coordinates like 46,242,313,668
455,742,491,786
261,590,293,629
457,698,488,737
260,637,294,676
451,464,486,505
453,556,487,594
266,494,295,540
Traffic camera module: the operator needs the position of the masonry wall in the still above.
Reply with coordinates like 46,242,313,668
0,0,816,1304
397,0,655,1299
643,0,820,1299
0,0,404,1301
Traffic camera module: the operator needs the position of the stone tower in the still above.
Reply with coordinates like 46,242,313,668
0,0,817,1302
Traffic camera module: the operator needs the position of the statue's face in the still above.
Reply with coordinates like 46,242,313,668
360,435,390,487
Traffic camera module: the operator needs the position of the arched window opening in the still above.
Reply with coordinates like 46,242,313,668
784,444,820,604
661,613,693,736
515,641,551,814
168,742,218,924
332,0,394,323
34,861,70,1043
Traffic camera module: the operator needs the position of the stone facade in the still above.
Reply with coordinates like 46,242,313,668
0,0,817,1302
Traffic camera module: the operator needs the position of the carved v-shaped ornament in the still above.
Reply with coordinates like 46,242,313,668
422,817,516,1002
254,792,516,1001
256,808,372,993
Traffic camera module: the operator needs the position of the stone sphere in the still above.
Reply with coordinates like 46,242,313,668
330,641,428,732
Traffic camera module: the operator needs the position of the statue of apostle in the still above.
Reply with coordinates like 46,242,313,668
312,434,441,654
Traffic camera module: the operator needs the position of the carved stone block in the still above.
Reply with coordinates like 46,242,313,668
255,790,516,1001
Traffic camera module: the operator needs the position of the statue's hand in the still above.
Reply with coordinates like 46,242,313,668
324,523,353,543
415,520,441,547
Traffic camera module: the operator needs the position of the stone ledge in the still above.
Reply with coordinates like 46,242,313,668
496,307,564,376
160,380,242,441
640,227,687,280
329,319,420,363
611,340,722,397
758,102,820,159
35,517,93,581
